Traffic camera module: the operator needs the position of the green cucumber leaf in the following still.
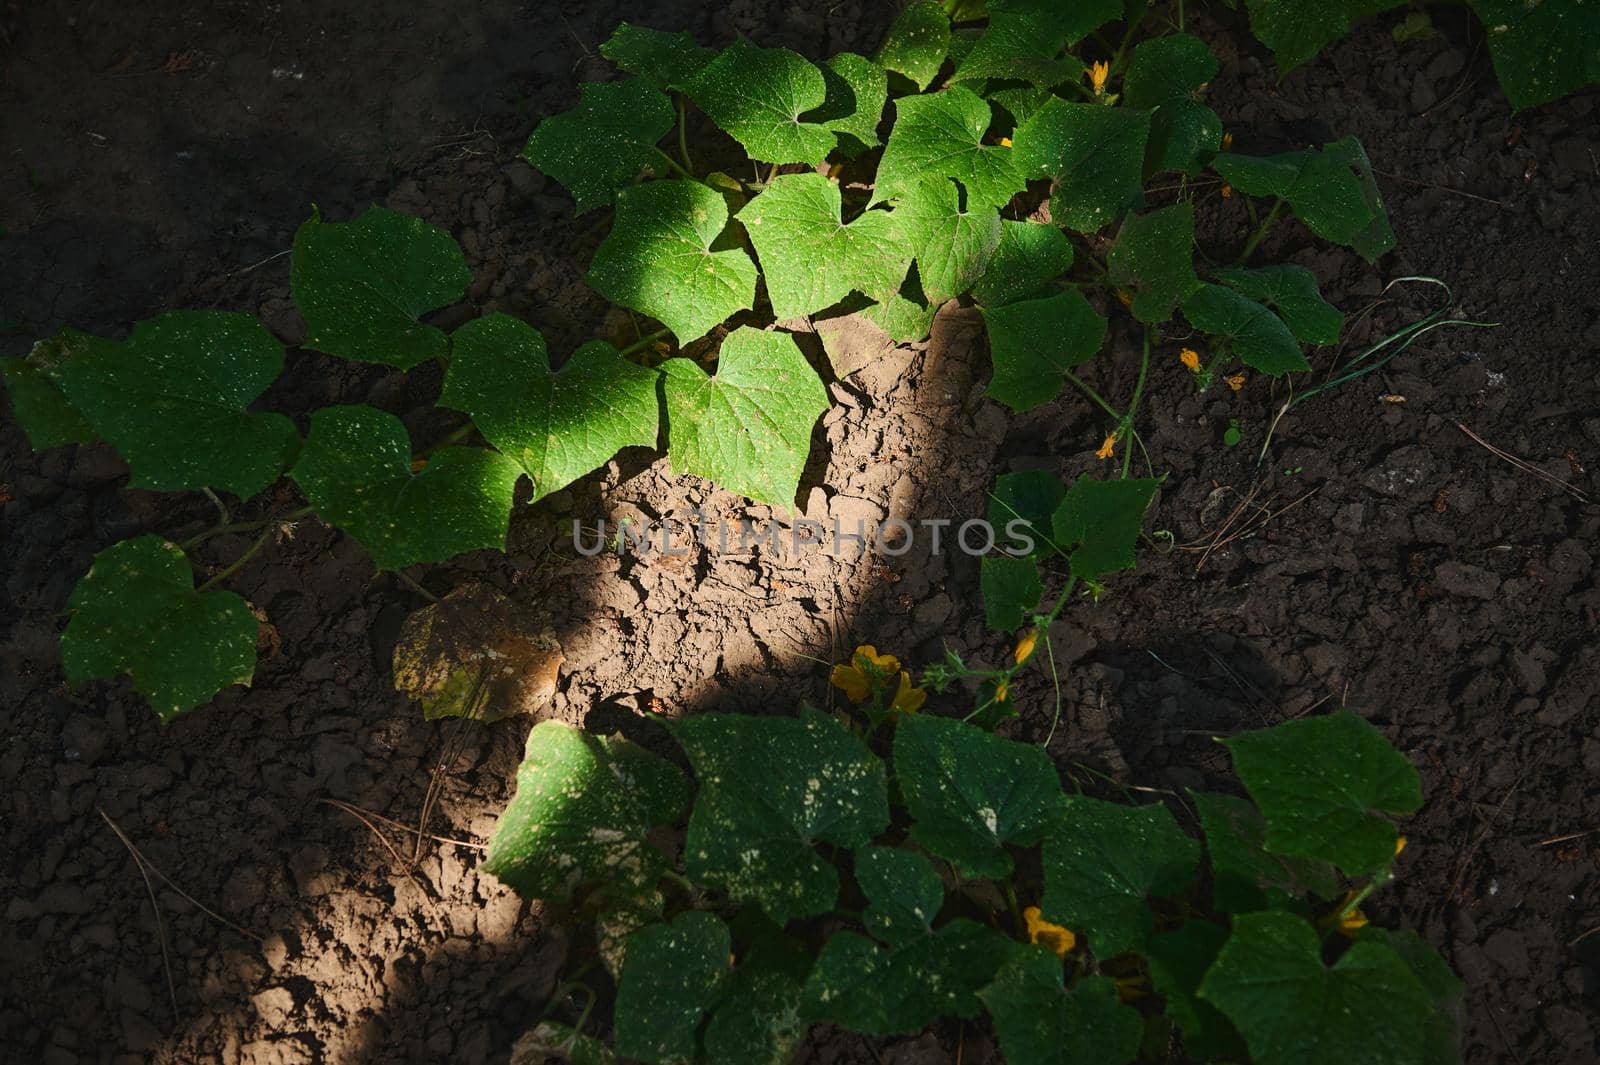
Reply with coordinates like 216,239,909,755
979,954,1142,1065
1013,99,1151,232
951,1,1084,87
1106,203,1202,323
1354,927,1467,1064
440,314,659,501
1212,264,1343,345
1123,32,1222,174
1224,710,1422,876
1192,790,1338,914
2,346,97,449
291,205,470,369
615,912,731,1065
1146,920,1249,1061
808,52,889,155
1050,474,1159,580
857,846,945,947
587,179,758,344
1042,796,1199,958
971,219,1075,307
981,553,1044,632
875,1,951,90
1215,139,1395,261
986,84,1054,126
32,314,297,497
514,1022,618,1065
600,21,717,90
1469,0,1600,110
891,178,1003,303
686,40,835,164
872,85,1026,209
989,0,1122,44
521,78,675,214
704,931,812,1065
986,469,1065,558
982,289,1107,412
737,172,910,319
1242,0,1398,71
672,708,889,925
1199,911,1433,1065
1182,284,1309,375
659,327,827,507
481,720,688,900
290,405,521,571
863,285,939,343
61,535,257,722
894,712,1063,877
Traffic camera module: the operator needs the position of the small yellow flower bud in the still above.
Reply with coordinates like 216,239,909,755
1180,348,1202,372
1088,61,1110,94
1226,373,1246,392
1095,431,1118,460
1014,631,1038,665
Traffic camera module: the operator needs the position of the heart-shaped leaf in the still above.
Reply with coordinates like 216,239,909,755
1192,790,1338,914
1050,474,1160,580
686,40,835,164
892,178,1003,304
659,327,827,507
986,469,1066,558
441,314,659,501
808,52,889,155
1212,264,1344,345
62,535,258,722
738,173,909,319
979,954,1143,1065
982,289,1107,412
1123,33,1222,174
971,219,1075,307
522,78,675,214
981,553,1044,632
1107,203,1202,323
1182,284,1310,375
291,205,471,369
872,86,1027,210
615,912,731,1064
290,405,521,571
587,179,758,344
2,346,96,450
875,1,950,90
1468,0,1600,110
1215,139,1395,261
1014,99,1151,232
600,21,717,90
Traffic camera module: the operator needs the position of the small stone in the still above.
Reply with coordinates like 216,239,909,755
251,986,295,1028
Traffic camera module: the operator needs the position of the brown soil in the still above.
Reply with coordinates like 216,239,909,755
2,1,1597,1063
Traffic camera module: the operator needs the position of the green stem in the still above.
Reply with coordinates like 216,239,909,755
653,147,693,180
1236,198,1284,264
618,327,671,358
660,869,699,896
196,524,276,592
1002,881,1025,937
1062,371,1122,421
676,96,695,175
392,569,439,603
1120,331,1151,479
1109,10,1146,75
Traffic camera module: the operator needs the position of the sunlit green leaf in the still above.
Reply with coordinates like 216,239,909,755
29,313,297,497
894,712,1062,877
586,179,758,344
951,0,1091,86
873,86,1026,209
1182,284,1309,375
983,290,1106,412
1042,796,1198,958
673,708,888,925
615,912,731,1064
891,178,1003,303
61,535,257,722
290,405,521,571
522,78,675,214
600,21,717,90
1224,710,1422,876
291,205,470,369
1014,99,1150,231
876,1,951,90
863,277,939,342
738,173,909,319
686,40,835,164
482,720,688,899
1107,203,1202,323
1050,474,1159,580
971,219,1075,307
809,52,889,154
441,314,658,501
980,954,1142,1065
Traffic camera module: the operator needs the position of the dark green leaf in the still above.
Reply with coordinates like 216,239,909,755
659,326,828,507
29,314,297,497
1192,790,1338,913
586,179,758,344
1182,284,1309,375
863,280,939,342
1224,710,1422,876
290,405,521,571
876,1,951,90
1212,265,1343,345
1107,203,1202,323
971,219,1075,307
951,3,1083,87
1014,99,1151,232
857,846,945,947
673,708,888,924
1146,920,1248,1061
1042,796,1199,958
1049,474,1159,580
1199,911,1433,1065
1354,927,1467,1065
986,469,1066,558
600,21,717,90
982,289,1107,412
989,0,1122,44
61,535,257,722
1469,0,1600,110
981,554,1044,632
891,178,1003,303
615,911,731,1064
873,86,1026,210
894,712,1062,877
1215,140,1395,261
2,346,96,449
441,315,659,501
704,932,812,1065
291,205,470,369
1242,0,1397,71
686,40,835,164
979,954,1142,1065
1322,135,1398,261
482,720,688,899
521,78,675,214
738,173,909,318
1123,33,1222,174
809,52,889,154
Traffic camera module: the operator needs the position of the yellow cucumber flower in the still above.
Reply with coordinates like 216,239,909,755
1024,906,1076,957
1226,372,1246,392
1014,630,1039,665
890,671,926,714
830,644,900,703
1088,60,1110,94
1096,431,1119,460
1180,348,1202,372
